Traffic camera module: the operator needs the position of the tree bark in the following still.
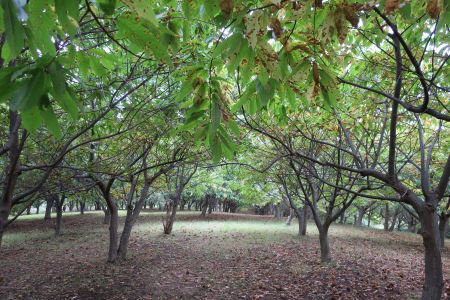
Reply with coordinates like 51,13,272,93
79,200,86,214
420,205,443,299
355,207,365,226
103,208,111,225
117,182,149,260
296,207,307,236
54,194,65,236
105,196,119,263
318,226,331,263
44,195,54,221
200,196,209,217
0,111,21,249
438,213,448,250
384,203,390,231
163,200,178,234
338,212,345,224
286,208,294,225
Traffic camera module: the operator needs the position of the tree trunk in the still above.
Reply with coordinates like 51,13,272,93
117,183,150,260
338,212,345,224
107,205,119,263
44,195,54,220
318,226,331,263
438,213,448,250
389,210,399,231
286,208,294,225
367,210,372,227
117,207,135,260
103,208,111,225
208,198,214,214
79,200,86,214
200,196,208,217
384,203,390,231
356,207,364,226
164,196,179,235
26,206,31,215
54,194,65,236
0,111,21,249
296,207,307,236
420,206,443,299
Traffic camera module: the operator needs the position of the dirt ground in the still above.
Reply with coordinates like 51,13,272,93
1,211,449,299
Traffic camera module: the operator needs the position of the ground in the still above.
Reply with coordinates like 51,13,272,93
1,212,449,299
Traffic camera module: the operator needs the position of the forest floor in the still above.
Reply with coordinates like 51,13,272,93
1,211,450,299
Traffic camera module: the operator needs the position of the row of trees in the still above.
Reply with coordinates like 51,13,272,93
0,0,448,299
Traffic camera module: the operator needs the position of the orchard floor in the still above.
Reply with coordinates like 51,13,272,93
1,212,450,299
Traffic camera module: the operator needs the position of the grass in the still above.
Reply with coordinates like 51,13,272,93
4,210,424,249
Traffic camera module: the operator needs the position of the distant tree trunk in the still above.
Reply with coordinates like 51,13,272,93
44,195,55,220
389,209,400,231
384,203,390,231
54,194,65,236
163,199,178,235
356,207,365,226
200,196,209,217
94,199,102,210
26,206,31,215
35,204,40,214
286,208,294,225
79,200,86,215
397,217,402,230
208,197,215,214
439,213,449,249
68,201,74,212
295,207,307,236
367,210,372,227
274,205,282,219
338,212,345,224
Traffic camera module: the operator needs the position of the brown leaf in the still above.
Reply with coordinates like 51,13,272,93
270,18,283,39
220,0,233,17
427,0,443,19
384,0,401,14
343,5,359,27
312,61,320,85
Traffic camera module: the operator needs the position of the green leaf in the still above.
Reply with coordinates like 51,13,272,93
211,94,221,133
55,0,79,36
57,90,79,119
21,106,42,132
1,0,25,58
97,0,117,15
210,134,222,163
286,87,296,107
176,80,193,102
202,0,220,19
117,14,172,66
122,0,158,26
27,0,56,56
48,61,66,99
0,5,4,33
11,71,47,111
227,119,240,136
41,105,62,138
256,78,276,108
